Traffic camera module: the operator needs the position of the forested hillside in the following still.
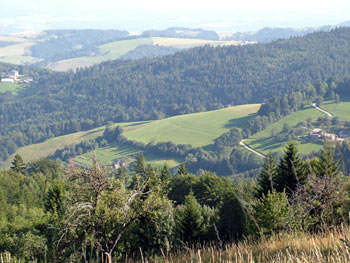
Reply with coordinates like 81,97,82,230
2,28,350,162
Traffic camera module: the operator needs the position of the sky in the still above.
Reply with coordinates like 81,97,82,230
1,0,350,34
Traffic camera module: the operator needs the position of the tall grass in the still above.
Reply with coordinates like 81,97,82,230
0,252,24,263
131,227,350,263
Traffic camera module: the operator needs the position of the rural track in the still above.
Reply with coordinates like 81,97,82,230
312,103,333,117
239,140,266,158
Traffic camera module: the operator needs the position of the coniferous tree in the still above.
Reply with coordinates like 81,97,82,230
275,141,307,196
312,145,339,178
177,162,188,176
160,163,171,182
177,191,203,242
133,153,146,175
11,154,26,174
255,153,277,199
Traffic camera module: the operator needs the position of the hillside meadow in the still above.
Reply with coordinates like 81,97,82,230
1,104,260,168
245,106,326,154
124,104,260,147
0,121,148,168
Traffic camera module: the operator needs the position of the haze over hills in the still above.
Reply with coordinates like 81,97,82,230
0,20,350,71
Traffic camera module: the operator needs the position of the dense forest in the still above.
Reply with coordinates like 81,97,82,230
120,44,179,60
1,141,350,262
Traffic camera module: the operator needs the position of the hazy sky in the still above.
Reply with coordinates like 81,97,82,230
2,0,350,33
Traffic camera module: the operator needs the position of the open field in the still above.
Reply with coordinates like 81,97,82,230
124,104,261,148
0,83,20,94
0,121,148,168
321,99,350,121
151,37,240,48
75,105,259,167
47,38,153,71
0,41,42,64
245,106,326,154
74,143,182,168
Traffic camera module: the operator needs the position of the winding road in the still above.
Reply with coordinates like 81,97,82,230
312,103,333,117
240,103,334,158
239,139,266,158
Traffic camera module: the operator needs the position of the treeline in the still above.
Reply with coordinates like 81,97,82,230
1,141,350,262
120,44,179,60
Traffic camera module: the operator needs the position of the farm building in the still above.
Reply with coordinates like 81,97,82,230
1,78,15,83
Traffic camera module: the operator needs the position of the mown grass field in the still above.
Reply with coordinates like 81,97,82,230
245,106,326,154
2,104,260,169
0,83,20,94
0,121,148,168
0,40,42,64
124,104,261,148
321,99,350,121
74,143,182,168
75,104,260,167
47,38,153,71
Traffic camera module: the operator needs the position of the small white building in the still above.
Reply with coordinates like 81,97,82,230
1,78,14,83
9,70,19,80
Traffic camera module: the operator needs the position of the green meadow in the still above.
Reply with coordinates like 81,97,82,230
245,106,326,154
124,104,261,148
0,83,21,94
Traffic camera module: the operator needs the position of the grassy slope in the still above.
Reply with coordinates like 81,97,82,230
0,83,20,94
124,104,261,148
47,38,153,71
245,106,326,154
1,121,148,168
75,104,260,167
321,99,350,121
0,38,42,64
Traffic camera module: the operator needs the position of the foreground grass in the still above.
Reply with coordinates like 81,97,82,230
124,104,261,148
144,227,350,263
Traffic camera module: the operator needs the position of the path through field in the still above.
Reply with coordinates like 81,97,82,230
239,140,266,158
312,103,333,117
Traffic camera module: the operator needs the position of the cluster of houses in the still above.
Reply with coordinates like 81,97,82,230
0,70,33,84
310,128,350,142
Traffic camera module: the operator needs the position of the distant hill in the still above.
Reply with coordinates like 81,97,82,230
225,22,347,43
31,29,130,61
120,44,179,60
142,27,220,40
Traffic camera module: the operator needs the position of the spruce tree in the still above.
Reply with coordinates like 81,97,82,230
312,145,339,178
177,162,188,176
11,154,26,174
275,141,307,196
160,163,171,182
255,153,277,199
133,153,146,175
179,191,203,242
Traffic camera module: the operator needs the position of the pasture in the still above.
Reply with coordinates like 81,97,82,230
124,104,261,148
245,106,326,154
